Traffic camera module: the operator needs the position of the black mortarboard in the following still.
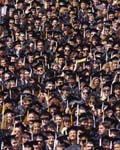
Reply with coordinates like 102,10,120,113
79,113,88,122
80,0,89,4
40,111,52,120
59,0,69,6
49,104,60,110
113,138,120,145
67,126,78,134
15,114,24,122
24,141,33,147
4,109,14,115
14,122,26,132
35,132,48,141
45,131,55,137
57,135,70,147
103,82,111,88
113,82,120,90
61,84,71,91
95,18,103,24
2,134,16,146
28,108,39,116
4,97,14,104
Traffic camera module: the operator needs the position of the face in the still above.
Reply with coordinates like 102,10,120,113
22,134,30,144
114,87,120,97
36,67,44,75
98,124,106,135
86,142,94,150
55,116,62,126
68,130,77,141
19,33,25,41
11,139,18,150
81,89,89,100
37,41,44,51
33,122,41,134
87,119,94,129
47,135,54,146
115,106,120,118
113,143,120,150
45,82,54,91
13,127,22,138
6,113,14,124
103,86,110,97
28,113,36,123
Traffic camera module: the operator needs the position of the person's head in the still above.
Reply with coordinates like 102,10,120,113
19,32,25,42
54,113,63,126
113,140,120,150
32,120,41,135
98,122,106,135
85,140,94,150
22,131,31,144
46,131,55,146
102,83,111,98
37,40,44,52
81,86,90,100
67,127,77,141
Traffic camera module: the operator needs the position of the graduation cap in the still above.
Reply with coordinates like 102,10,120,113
28,108,39,116
45,130,55,137
4,97,14,104
14,122,26,132
79,113,89,122
103,82,111,89
113,138,120,145
80,0,90,4
24,141,33,148
59,0,69,7
49,104,60,110
40,110,52,120
4,109,14,115
15,114,25,122
35,132,48,141
57,135,70,147
67,126,78,134
61,84,71,91
113,81,120,91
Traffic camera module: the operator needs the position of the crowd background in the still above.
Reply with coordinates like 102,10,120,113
0,0,120,150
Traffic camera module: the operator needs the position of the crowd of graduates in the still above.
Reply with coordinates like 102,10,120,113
0,0,120,149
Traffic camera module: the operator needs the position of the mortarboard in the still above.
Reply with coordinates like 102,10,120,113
103,82,111,88
40,110,52,120
28,108,39,116
24,141,33,148
67,126,79,134
80,0,90,4
15,114,25,122
35,132,48,141
4,96,12,103
59,0,69,7
61,84,71,91
113,82,120,90
45,130,55,137
14,122,26,132
4,109,14,115
79,113,88,122
57,135,70,147
1,134,16,147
